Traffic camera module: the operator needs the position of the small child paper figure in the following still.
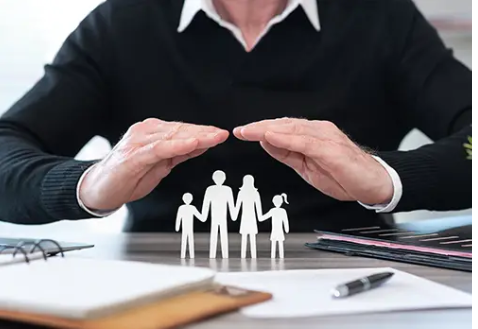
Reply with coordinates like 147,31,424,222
260,193,290,259
176,193,205,259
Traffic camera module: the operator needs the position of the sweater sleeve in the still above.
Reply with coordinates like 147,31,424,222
377,0,472,212
0,3,113,224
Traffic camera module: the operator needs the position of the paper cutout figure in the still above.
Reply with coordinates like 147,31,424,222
202,170,235,259
234,175,263,259
175,193,205,259
260,193,289,259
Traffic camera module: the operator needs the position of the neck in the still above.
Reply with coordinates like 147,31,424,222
213,0,288,50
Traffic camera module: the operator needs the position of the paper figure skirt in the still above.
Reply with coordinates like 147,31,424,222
239,206,259,235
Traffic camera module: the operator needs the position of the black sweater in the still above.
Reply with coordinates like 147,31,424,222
0,0,471,232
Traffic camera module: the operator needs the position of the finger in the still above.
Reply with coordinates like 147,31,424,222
146,130,229,149
234,118,296,140
130,119,227,138
151,121,227,136
260,141,304,172
264,131,321,158
265,131,345,173
136,138,200,165
234,118,307,141
261,140,351,201
236,119,340,142
126,120,163,136
171,148,209,167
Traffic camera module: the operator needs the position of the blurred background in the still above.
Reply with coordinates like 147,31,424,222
0,0,472,235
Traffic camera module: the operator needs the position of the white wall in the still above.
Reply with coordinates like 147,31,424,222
0,0,472,234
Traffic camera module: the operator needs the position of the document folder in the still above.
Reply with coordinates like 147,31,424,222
306,216,472,272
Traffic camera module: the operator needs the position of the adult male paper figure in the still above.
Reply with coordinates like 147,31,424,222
175,193,204,259
202,170,235,259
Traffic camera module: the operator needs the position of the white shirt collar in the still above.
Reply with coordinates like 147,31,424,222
177,0,321,34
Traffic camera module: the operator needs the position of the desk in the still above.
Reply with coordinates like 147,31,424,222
1,232,471,329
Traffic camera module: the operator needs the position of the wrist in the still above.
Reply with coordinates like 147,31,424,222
375,166,394,204
77,163,111,212
360,155,403,213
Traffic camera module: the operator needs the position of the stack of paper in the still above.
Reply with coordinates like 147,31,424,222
216,267,472,318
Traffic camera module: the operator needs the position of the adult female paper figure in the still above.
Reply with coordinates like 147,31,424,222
260,194,290,259
233,175,263,259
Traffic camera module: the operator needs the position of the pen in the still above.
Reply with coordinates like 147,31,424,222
331,272,394,298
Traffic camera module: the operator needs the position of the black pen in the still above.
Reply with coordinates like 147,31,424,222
331,272,394,298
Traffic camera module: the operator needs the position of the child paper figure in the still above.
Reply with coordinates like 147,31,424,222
175,193,204,259
234,175,263,259
260,193,289,259
202,170,235,259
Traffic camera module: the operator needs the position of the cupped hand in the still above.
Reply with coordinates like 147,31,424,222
79,118,229,211
233,118,393,205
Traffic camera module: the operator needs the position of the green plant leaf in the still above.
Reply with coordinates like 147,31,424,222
464,136,472,159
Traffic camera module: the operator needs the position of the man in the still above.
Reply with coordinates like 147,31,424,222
0,0,471,233
202,170,235,259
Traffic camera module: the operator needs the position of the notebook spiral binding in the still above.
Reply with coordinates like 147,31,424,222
0,239,65,264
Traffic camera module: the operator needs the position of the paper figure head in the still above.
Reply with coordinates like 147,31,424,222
182,193,193,204
273,193,288,207
212,170,226,185
240,174,257,191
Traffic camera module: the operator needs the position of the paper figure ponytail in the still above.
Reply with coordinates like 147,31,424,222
281,193,289,204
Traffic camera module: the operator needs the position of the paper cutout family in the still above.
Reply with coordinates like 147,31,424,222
175,170,290,259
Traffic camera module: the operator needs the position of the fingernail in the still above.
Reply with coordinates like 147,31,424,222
207,132,219,138
233,126,242,134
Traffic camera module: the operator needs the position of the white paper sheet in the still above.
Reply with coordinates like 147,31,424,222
215,267,472,318
0,253,47,266
0,257,215,319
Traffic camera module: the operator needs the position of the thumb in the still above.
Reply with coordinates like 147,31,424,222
260,141,304,171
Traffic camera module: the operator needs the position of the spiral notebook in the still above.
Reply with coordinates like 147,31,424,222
0,240,271,329
0,237,94,255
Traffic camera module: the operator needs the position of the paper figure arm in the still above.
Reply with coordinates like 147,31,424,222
255,192,263,220
283,210,290,234
259,209,273,222
227,188,237,221
232,192,242,221
193,207,205,222
175,207,182,232
201,188,211,221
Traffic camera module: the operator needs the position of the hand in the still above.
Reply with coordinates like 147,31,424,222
79,118,229,211
233,118,393,205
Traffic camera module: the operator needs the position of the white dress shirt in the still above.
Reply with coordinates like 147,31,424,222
77,0,403,217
